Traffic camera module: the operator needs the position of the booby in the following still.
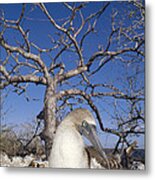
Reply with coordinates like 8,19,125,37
49,108,111,169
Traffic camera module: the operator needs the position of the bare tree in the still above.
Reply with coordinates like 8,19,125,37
0,1,145,157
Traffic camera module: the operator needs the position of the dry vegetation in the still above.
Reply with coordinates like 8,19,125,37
0,122,144,169
0,1,145,169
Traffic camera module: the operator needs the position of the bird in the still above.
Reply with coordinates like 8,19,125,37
48,108,117,169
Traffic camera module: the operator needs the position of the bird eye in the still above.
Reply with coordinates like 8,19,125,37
82,120,88,128
82,120,91,135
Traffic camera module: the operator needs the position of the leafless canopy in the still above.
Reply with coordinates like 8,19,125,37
0,1,145,153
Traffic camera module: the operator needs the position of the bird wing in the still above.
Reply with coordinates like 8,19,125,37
86,147,122,169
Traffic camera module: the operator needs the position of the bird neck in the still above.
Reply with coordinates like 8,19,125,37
49,119,88,168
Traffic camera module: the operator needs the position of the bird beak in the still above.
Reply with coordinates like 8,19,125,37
80,123,108,163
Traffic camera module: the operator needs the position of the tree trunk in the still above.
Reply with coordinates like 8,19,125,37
41,80,56,158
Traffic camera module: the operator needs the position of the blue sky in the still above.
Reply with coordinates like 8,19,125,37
0,1,144,148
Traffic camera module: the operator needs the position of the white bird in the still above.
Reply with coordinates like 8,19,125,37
49,108,111,169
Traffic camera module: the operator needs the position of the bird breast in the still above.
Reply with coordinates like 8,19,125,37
49,122,88,168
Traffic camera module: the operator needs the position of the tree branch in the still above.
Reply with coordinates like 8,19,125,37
0,73,47,89
0,36,49,78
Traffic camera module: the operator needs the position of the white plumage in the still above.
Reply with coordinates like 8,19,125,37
49,119,88,168
49,108,108,168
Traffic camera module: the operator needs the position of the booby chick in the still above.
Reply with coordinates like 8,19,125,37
49,108,110,168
